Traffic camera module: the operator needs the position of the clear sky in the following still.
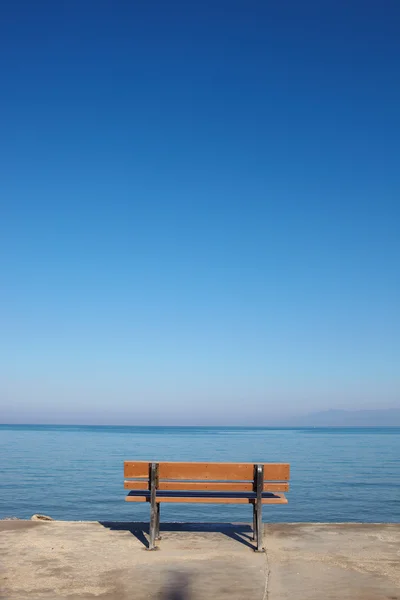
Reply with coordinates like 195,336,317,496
1,1,399,425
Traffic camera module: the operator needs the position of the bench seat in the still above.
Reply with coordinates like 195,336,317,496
126,490,287,503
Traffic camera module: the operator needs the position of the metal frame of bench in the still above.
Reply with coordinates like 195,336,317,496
124,461,290,551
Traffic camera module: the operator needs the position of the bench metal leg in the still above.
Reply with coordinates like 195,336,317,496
149,501,157,550
256,499,263,552
148,462,159,550
255,464,265,552
252,502,257,542
155,503,161,540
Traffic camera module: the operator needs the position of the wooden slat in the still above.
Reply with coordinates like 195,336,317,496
124,480,289,492
125,494,288,504
124,462,290,481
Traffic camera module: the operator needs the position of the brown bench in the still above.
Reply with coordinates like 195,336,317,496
124,461,290,551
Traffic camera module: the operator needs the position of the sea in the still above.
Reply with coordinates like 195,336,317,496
1,425,399,523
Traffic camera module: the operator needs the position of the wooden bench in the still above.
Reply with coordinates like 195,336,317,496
124,461,290,551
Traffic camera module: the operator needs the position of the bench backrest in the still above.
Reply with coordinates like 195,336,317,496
124,461,290,492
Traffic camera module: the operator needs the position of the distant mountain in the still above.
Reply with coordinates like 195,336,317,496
287,408,400,427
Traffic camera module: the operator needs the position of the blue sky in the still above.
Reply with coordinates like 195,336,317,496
1,1,399,424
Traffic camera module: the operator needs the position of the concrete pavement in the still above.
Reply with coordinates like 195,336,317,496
0,521,399,599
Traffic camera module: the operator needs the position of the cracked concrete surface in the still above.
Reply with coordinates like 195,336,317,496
0,521,399,599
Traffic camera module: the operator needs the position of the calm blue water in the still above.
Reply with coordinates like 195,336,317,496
1,425,399,523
